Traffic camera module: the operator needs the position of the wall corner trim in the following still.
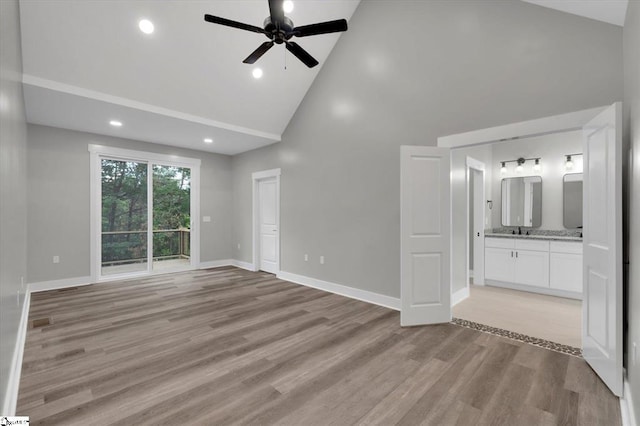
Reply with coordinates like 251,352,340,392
1,291,31,416
198,259,234,269
277,270,400,311
232,259,257,271
452,287,470,307
620,377,638,426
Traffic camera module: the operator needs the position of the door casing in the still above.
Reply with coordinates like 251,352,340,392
88,144,201,282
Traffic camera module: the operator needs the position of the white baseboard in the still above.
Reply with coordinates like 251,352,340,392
621,378,638,426
277,270,400,311
232,259,256,271
1,290,31,416
28,275,93,293
452,286,470,307
198,259,234,269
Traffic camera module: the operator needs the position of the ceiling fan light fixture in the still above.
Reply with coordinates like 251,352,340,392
138,19,154,34
252,68,263,79
283,1,294,14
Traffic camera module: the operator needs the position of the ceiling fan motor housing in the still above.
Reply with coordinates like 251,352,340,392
263,16,294,43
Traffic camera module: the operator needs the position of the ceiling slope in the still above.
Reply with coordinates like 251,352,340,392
19,0,360,154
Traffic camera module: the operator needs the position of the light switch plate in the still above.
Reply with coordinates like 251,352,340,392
203,216,211,222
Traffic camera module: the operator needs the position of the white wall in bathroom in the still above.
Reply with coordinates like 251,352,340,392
491,130,583,230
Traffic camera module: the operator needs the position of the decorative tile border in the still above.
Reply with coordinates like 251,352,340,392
451,317,582,358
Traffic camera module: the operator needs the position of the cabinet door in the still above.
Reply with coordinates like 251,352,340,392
514,249,549,287
485,248,514,282
550,252,583,293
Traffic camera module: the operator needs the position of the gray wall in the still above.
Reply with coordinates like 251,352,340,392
27,125,234,283
232,0,623,298
623,0,640,417
0,0,28,410
491,130,583,230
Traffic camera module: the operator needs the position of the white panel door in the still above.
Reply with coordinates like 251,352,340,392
400,146,451,326
582,103,623,396
259,178,278,274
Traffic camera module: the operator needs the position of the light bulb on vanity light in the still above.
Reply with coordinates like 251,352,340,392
565,155,574,170
533,158,541,172
516,158,524,173
500,162,507,175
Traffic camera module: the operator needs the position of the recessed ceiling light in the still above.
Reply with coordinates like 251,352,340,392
252,68,263,79
109,120,123,127
204,138,213,143
138,19,154,34
283,1,294,14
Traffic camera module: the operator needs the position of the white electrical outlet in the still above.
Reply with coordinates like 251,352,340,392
320,255,325,265
53,255,60,264
304,254,308,261
203,216,211,223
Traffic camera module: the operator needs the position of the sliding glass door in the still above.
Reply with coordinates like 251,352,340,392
101,159,148,276
152,165,191,272
99,158,193,278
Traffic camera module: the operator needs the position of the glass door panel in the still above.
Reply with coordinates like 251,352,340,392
101,159,148,276
152,165,191,271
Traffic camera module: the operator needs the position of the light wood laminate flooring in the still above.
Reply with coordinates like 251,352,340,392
18,267,618,425
453,284,582,348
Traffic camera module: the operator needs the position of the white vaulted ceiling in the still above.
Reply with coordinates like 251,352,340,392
19,0,360,155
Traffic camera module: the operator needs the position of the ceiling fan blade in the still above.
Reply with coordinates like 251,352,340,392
285,41,319,68
243,41,275,64
204,14,267,34
292,19,348,37
268,0,285,26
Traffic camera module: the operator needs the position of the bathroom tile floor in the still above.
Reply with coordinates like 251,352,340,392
453,284,582,348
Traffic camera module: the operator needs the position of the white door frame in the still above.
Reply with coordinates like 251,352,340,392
437,104,624,395
252,168,281,273
89,144,201,282
466,156,486,291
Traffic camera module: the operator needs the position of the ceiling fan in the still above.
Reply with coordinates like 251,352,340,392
204,0,348,68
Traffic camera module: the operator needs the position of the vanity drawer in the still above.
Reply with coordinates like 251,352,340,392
515,239,549,252
485,237,515,249
550,241,583,254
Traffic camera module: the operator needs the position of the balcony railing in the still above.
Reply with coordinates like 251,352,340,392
101,228,190,267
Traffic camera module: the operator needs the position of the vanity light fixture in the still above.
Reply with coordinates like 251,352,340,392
499,157,540,174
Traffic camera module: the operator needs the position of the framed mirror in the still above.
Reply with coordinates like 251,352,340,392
501,176,542,227
563,173,583,229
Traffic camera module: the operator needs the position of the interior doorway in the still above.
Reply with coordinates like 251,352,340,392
252,168,281,274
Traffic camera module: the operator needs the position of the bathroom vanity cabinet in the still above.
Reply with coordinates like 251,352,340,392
485,236,582,299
